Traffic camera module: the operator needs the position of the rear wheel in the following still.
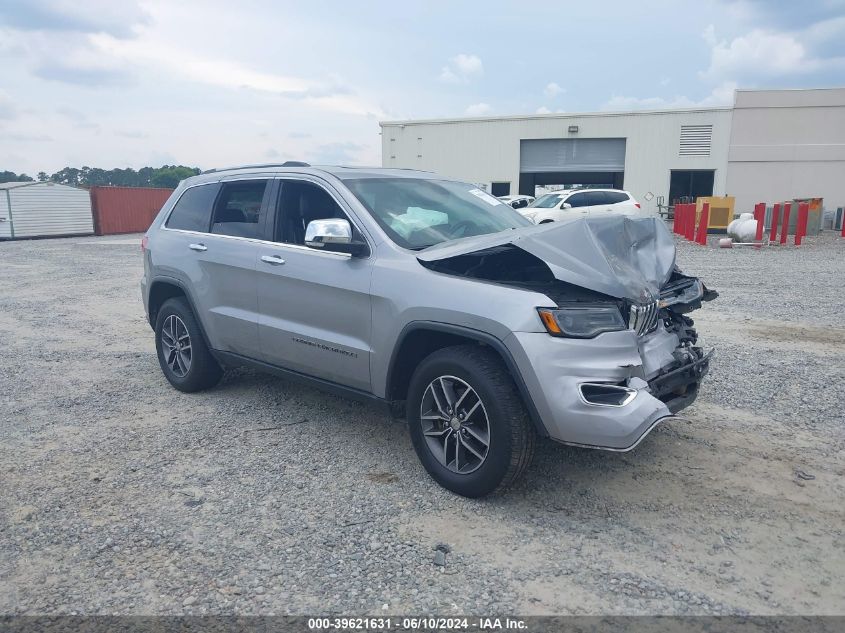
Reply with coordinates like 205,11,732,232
407,345,535,497
155,297,222,392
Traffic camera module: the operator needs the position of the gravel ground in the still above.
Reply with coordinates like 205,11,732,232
1,231,843,616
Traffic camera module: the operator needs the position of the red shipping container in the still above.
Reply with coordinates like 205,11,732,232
89,186,174,236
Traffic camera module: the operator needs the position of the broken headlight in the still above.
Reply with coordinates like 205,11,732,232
537,305,626,339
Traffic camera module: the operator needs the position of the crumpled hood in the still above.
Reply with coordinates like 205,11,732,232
417,215,677,303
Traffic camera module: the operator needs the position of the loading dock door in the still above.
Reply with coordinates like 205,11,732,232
520,138,626,173
519,138,626,195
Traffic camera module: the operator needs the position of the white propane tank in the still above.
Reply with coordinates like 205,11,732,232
727,212,758,242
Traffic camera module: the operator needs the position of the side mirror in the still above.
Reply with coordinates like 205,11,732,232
305,218,369,257
561,203,573,209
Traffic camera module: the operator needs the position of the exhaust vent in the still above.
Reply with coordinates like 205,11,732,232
679,125,713,156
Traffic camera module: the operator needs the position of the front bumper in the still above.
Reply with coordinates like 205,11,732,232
506,325,711,450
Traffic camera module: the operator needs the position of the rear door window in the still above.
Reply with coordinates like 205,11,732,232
166,183,220,232
585,191,609,206
211,180,268,239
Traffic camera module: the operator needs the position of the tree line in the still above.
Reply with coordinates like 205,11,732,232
0,165,202,189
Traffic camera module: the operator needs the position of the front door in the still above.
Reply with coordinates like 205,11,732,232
562,191,591,216
256,178,373,392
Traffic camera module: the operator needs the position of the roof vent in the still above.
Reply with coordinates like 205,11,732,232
679,125,712,156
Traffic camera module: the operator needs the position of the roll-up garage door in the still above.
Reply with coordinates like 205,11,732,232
520,138,626,173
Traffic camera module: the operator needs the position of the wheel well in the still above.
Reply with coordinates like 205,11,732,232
387,329,495,402
147,281,186,327
539,219,554,224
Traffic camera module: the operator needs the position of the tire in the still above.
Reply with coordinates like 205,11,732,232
407,345,535,497
539,219,554,224
154,297,222,392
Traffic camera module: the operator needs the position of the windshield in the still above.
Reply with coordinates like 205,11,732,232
527,193,565,208
344,178,532,249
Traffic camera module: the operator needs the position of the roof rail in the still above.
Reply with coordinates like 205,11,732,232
202,161,311,174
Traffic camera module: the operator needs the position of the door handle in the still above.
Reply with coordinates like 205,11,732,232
188,243,207,252
261,254,286,266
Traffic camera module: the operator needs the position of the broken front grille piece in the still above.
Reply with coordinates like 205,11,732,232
629,301,659,336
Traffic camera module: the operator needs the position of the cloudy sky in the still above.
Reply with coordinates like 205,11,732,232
1,0,844,175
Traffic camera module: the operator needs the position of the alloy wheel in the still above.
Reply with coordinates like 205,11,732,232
419,375,490,474
161,314,192,378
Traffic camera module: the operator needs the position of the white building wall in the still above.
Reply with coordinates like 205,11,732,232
381,108,732,215
4,182,93,238
726,88,845,213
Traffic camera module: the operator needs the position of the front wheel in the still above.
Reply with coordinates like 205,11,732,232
407,345,535,497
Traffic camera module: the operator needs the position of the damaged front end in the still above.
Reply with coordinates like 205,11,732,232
417,216,717,450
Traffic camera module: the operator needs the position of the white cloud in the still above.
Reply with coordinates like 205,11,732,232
535,106,551,114
464,102,492,116
601,81,737,111
0,90,18,119
0,0,150,37
439,54,483,83
543,82,564,97
89,33,385,118
701,24,843,79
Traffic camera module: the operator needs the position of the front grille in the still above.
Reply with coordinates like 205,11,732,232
629,301,659,336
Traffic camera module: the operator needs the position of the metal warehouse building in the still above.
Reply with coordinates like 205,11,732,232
380,87,845,215
0,181,94,240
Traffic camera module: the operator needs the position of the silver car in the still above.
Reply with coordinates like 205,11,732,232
141,163,715,497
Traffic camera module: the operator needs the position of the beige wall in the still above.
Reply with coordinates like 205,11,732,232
382,108,732,216
726,88,845,213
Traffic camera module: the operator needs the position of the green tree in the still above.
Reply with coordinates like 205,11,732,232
37,171,48,182
43,164,202,188
0,171,34,183
150,165,201,188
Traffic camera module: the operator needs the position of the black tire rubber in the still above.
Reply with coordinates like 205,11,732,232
407,344,536,497
539,219,554,224
155,297,222,393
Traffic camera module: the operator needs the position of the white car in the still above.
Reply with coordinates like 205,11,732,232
519,189,642,223
497,194,535,210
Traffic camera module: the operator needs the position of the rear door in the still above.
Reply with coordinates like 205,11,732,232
584,191,613,215
255,177,373,392
158,179,268,358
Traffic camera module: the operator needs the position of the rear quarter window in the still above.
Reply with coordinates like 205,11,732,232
166,183,220,232
606,192,630,204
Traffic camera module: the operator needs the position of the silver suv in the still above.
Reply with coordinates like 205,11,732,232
141,163,715,497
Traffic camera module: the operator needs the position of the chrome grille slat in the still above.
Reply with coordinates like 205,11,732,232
630,301,659,336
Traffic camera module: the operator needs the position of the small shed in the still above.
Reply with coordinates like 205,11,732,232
0,181,94,240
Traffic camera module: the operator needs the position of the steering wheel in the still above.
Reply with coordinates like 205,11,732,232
448,220,476,238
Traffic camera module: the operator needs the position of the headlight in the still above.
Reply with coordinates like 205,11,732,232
537,305,626,338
